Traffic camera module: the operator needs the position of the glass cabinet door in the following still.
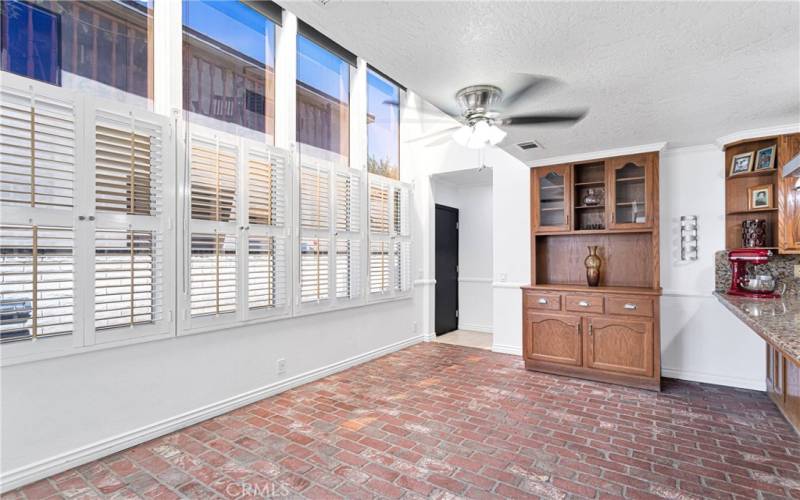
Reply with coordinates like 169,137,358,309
608,155,651,228
533,165,570,231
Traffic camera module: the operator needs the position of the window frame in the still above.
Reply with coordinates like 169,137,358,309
366,66,401,181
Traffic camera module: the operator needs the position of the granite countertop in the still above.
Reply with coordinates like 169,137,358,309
714,291,800,363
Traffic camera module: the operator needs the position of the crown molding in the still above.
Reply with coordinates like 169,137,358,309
528,142,668,167
714,124,800,150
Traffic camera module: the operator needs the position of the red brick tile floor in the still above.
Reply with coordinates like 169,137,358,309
5,343,800,499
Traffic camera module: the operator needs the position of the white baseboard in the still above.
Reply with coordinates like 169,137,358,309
492,343,522,356
0,335,424,493
422,332,436,341
458,323,493,334
661,367,765,391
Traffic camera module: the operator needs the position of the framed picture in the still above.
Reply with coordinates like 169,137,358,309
754,145,776,171
747,184,773,210
729,151,754,176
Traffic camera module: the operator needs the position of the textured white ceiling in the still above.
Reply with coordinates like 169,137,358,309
281,1,800,163
433,167,493,186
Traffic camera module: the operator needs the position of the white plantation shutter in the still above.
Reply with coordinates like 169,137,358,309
334,168,361,300
298,161,332,304
0,77,77,346
90,104,173,342
243,142,289,318
368,175,412,299
186,127,240,323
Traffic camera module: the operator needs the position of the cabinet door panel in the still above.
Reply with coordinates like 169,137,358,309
524,312,581,366
607,154,653,229
532,165,570,232
586,317,653,376
778,133,800,253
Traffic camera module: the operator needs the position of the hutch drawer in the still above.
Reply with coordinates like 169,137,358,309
565,294,604,314
606,296,653,317
524,291,561,311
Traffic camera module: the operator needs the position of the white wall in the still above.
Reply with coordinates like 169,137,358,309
431,180,494,333
659,146,765,389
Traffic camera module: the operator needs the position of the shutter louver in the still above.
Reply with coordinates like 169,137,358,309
0,86,75,209
95,125,158,215
0,225,74,342
248,150,285,226
190,232,237,317
369,182,389,234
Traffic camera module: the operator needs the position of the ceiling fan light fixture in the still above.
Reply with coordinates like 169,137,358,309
452,125,473,147
452,121,507,149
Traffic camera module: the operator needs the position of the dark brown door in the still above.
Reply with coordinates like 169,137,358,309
585,317,653,376
524,311,582,366
532,165,570,232
607,154,652,229
435,204,459,335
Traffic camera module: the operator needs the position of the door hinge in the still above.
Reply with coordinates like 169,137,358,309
456,265,459,273
456,222,459,230
455,310,459,318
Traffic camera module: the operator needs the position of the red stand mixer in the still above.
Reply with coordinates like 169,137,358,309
727,249,783,298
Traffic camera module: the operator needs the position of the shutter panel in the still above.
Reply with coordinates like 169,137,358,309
369,240,390,294
0,86,76,209
190,136,238,223
95,230,158,329
187,127,240,323
190,232,237,317
300,237,329,303
392,185,412,293
394,240,411,292
0,78,77,346
243,142,289,317
299,165,329,229
369,181,389,234
0,225,74,342
298,161,332,305
334,169,361,300
91,105,172,341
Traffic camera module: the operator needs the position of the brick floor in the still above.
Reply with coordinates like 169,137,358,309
4,343,800,499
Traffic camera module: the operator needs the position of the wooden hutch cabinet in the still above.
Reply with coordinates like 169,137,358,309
524,151,662,391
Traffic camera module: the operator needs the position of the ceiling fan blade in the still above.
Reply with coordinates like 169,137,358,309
425,134,455,147
499,110,587,126
499,74,561,110
404,126,460,143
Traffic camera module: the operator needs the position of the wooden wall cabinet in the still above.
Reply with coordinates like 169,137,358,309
724,132,800,253
525,151,662,391
532,165,571,232
777,134,800,253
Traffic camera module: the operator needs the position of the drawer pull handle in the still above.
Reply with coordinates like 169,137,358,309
578,300,590,307
538,298,548,304
624,303,637,310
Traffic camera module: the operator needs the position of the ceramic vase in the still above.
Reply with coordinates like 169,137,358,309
584,246,601,287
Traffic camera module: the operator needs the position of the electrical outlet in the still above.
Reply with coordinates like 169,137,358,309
499,273,507,282
795,264,800,279
276,358,286,375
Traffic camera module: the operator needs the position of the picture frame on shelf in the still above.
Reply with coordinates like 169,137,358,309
753,145,776,171
747,184,773,210
729,151,754,176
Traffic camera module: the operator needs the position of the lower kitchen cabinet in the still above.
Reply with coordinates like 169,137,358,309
524,311,582,366
585,317,654,377
766,343,800,434
522,287,661,391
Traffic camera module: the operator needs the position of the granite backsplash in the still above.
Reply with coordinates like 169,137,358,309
715,251,800,295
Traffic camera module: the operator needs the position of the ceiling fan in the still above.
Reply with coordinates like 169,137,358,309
407,75,588,149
